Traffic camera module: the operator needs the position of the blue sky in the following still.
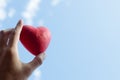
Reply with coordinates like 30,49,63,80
1,0,120,80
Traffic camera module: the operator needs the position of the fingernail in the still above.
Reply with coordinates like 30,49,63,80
17,19,22,25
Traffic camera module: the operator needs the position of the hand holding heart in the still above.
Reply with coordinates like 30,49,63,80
0,20,47,80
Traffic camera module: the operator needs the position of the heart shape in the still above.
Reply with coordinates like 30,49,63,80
20,25,51,56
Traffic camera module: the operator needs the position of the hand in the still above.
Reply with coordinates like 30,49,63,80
0,20,46,80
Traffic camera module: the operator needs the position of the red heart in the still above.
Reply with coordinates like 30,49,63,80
20,25,51,56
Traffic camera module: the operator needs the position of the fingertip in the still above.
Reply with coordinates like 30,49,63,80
37,53,46,61
17,19,22,25
37,52,46,57
20,19,23,24
14,19,23,33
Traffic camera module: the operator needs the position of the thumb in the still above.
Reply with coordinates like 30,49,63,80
28,53,46,70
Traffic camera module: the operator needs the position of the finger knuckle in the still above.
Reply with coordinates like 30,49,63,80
6,47,15,54
34,57,42,65
2,48,14,59
0,30,5,35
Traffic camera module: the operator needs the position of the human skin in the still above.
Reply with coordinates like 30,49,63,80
0,20,46,80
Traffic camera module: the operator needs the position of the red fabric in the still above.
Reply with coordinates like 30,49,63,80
20,25,51,56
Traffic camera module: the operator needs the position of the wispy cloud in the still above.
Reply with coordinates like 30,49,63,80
8,8,16,18
33,69,42,80
51,0,61,6
38,19,44,26
0,0,7,21
22,0,42,25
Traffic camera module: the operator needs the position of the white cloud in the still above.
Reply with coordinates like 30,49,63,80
0,9,7,20
0,0,7,21
51,0,61,6
22,0,42,25
8,8,16,18
33,69,42,80
0,0,7,8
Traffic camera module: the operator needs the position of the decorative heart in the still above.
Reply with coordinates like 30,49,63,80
20,25,51,56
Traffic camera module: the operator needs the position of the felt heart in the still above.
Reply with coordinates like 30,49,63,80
20,25,51,56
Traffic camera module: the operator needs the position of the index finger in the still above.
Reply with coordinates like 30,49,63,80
9,20,23,47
